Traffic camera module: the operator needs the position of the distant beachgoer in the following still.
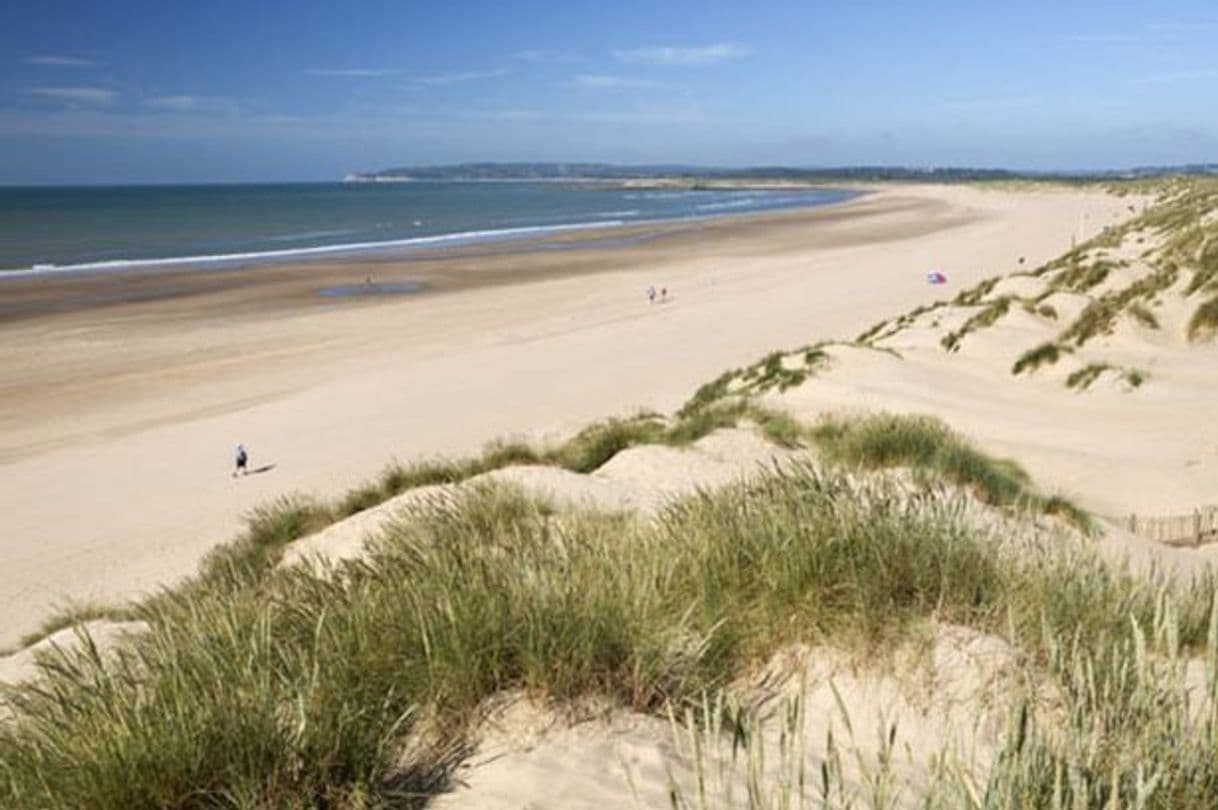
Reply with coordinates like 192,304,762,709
234,443,248,477
647,285,657,304
660,287,668,302
1018,257,1025,265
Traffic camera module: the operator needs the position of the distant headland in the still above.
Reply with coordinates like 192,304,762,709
344,161,1218,184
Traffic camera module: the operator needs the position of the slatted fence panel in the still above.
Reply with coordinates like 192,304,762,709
1128,506,1218,546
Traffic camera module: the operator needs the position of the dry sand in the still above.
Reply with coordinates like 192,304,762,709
432,626,1026,809
0,184,1133,646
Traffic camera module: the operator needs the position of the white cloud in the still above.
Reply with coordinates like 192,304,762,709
26,55,99,67
409,68,509,86
570,74,662,89
304,68,394,77
26,86,117,104
146,95,202,111
146,95,238,114
613,43,749,66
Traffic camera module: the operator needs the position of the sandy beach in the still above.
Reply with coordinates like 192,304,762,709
0,184,1134,646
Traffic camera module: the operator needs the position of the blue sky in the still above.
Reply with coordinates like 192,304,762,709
2,0,1217,183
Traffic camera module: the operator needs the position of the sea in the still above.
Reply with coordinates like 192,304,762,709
0,182,858,276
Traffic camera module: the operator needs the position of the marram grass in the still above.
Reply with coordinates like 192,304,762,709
3,462,1214,807
807,411,1092,532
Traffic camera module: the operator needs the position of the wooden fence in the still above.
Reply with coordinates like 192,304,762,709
1128,506,1218,547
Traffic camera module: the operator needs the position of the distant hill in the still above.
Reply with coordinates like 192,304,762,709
344,162,1218,183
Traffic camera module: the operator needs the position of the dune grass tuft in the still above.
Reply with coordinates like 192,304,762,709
1185,242,1218,296
544,413,668,473
4,601,139,655
940,296,1013,352
1067,365,1147,393
195,494,334,588
952,276,1001,306
1122,368,1147,389
1128,302,1160,329
1048,258,1116,294
1012,341,1065,374
810,413,1028,504
679,368,739,417
1066,362,1112,390
855,317,890,343
808,412,1091,531
745,406,805,448
1188,295,1218,342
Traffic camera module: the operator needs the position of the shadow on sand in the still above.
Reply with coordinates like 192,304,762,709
234,464,277,478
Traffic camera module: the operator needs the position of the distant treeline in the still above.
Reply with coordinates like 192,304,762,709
346,161,1218,183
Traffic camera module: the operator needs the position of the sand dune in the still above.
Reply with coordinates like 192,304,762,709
432,626,1025,809
765,212,1218,524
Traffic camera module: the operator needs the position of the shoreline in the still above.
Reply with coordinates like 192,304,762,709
0,186,861,280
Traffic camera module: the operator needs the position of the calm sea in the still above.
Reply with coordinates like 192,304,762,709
0,182,857,275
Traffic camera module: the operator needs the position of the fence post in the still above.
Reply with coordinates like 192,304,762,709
1196,510,1203,546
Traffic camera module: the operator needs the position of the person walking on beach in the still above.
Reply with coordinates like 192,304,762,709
233,443,248,477
647,285,657,304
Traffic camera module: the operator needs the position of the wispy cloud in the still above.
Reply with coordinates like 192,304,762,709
304,68,394,78
26,55,99,67
0,99,713,143
1061,23,1203,44
25,86,117,104
613,43,749,66
409,67,509,86
1132,68,1218,85
570,74,662,89
146,95,239,114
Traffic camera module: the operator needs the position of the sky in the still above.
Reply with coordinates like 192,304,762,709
1,0,1217,184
